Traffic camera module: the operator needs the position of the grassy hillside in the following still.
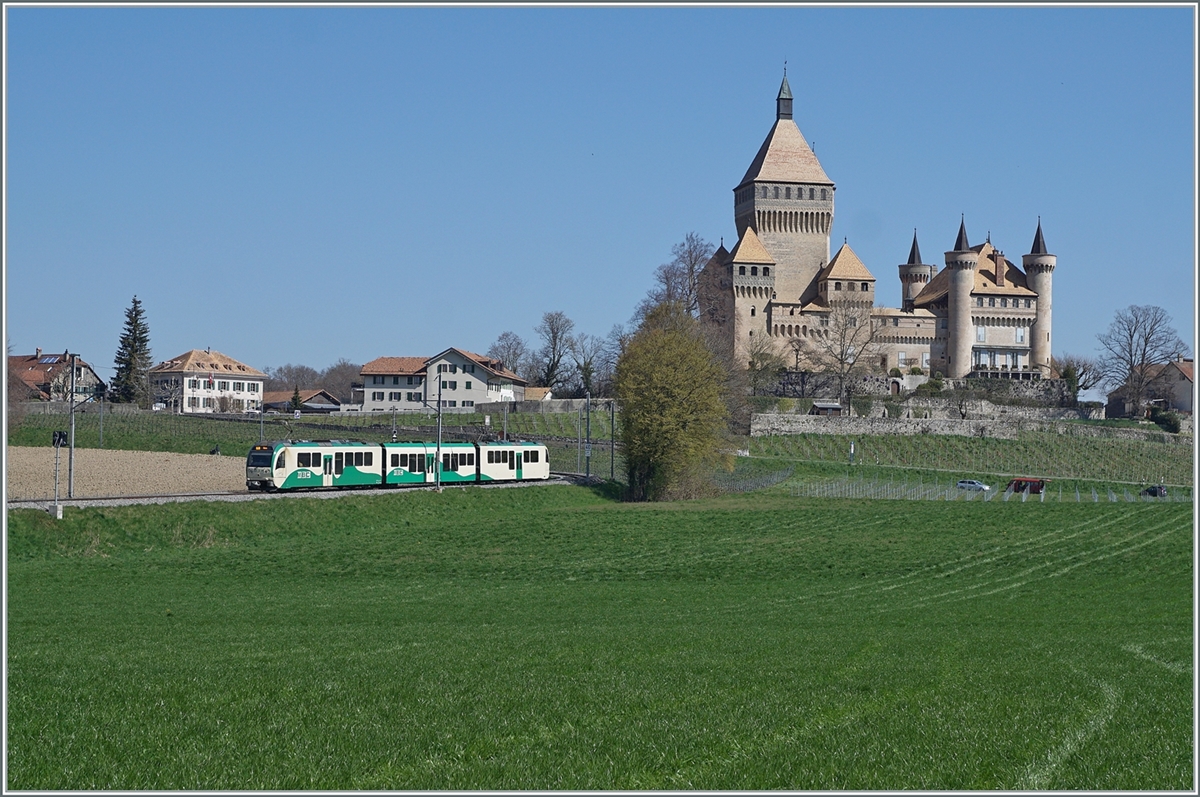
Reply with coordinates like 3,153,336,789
7,487,1192,789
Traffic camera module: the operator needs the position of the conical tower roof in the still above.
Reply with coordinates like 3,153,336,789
953,217,970,251
906,230,924,265
1029,218,1049,255
730,226,775,265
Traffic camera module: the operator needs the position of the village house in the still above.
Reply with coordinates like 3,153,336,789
148,349,265,414
360,348,526,413
7,348,104,402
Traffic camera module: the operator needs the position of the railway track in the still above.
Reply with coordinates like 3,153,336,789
6,473,586,511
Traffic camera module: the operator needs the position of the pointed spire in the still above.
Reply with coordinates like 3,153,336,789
776,71,793,120
954,216,970,251
907,229,923,265
1030,216,1048,254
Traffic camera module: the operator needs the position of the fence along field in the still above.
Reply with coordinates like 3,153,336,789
6,489,1192,789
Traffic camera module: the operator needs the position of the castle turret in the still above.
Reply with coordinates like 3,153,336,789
1023,218,1056,375
898,230,935,312
945,218,979,378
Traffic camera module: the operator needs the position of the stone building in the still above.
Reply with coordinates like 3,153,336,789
698,75,1055,381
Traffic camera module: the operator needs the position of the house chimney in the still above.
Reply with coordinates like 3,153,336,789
35,348,41,359
994,249,1005,288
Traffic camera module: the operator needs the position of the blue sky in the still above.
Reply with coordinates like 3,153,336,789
4,5,1195,383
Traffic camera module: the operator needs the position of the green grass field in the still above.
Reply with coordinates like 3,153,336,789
7,486,1192,789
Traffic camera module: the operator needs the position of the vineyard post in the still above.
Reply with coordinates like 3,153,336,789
68,353,77,498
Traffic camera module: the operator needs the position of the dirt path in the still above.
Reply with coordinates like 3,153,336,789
6,447,245,500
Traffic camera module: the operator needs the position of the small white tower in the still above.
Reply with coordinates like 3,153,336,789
945,219,979,379
1023,219,1056,375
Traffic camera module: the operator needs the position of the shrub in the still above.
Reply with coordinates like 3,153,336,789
1149,407,1182,434
851,397,874,417
908,366,924,376
888,368,902,377
776,398,795,414
933,370,943,380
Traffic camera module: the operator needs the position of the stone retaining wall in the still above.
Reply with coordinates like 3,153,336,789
750,413,1189,445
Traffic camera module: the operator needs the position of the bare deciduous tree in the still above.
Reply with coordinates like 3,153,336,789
318,359,361,403
1052,353,1103,404
568,332,608,397
532,311,576,390
1096,305,1187,416
746,335,786,396
793,301,882,405
634,232,715,321
487,331,530,378
264,364,321,393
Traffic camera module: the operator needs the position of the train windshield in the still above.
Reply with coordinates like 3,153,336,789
247,451,274,468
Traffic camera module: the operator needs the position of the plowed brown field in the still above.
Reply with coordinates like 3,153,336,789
6,446,245,500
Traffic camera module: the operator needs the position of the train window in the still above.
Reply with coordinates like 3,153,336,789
467,453,474,466
353,451,364,467
443,454,451,471
391,453,399,468
487,451,494,464
365,452,372,466
334,453,343,474
530,450,539,463
298,452,309,468
523,451,530,463
276,452,286,470
509,452,516,470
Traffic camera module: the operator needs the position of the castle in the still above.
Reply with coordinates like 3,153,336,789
698,75,1055,382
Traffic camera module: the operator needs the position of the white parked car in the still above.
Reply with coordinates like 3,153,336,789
956,479,991,492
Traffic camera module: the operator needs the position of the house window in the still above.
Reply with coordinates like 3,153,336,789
407,376,414,385
233,382,244,392
389,392,402,401
463,400,474,408
373,376,383,384
372,391,384,401
465,381,472,390
203,397,214,408
392,376,400,385
248,383,258,393
188,396,200,408
188,379,199,389
218,381,229,391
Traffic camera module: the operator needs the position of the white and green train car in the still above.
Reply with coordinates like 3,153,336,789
246,439,549,491
477,441,550,482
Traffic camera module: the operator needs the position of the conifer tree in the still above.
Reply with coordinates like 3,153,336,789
290,386,303,411
111,296,153,406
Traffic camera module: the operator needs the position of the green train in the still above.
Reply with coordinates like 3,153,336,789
246,439,550,491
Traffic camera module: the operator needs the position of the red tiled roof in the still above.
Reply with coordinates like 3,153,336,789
360,356,428,376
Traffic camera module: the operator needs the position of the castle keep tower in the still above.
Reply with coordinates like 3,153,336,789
1023,219,1056,374
945,219,979,379
731,74,834,308
897,231,935,312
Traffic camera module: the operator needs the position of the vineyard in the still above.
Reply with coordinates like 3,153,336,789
752,431,1193,487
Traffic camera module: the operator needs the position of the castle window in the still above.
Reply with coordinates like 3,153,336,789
821,188,827,200
977,297,983,307
1025,299,1032,308
751,266,758,276
847,282,856,292
774,186,780,198
1000,298,1008,308
834,282,842,291
861,282,869,292
1016,327,1026,343
893,318,899,326
750,306,756,317
789,307,794,315
763,267,769,276
785,187,791,199
809,188,815,200
739,266,745,275
940,319,947,329
976,325,986,342
989,297,995,307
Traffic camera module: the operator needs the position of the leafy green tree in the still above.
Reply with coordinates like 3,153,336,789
111,296,152,407
615,302,729,501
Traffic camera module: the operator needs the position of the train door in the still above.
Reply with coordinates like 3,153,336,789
322,454,333,487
